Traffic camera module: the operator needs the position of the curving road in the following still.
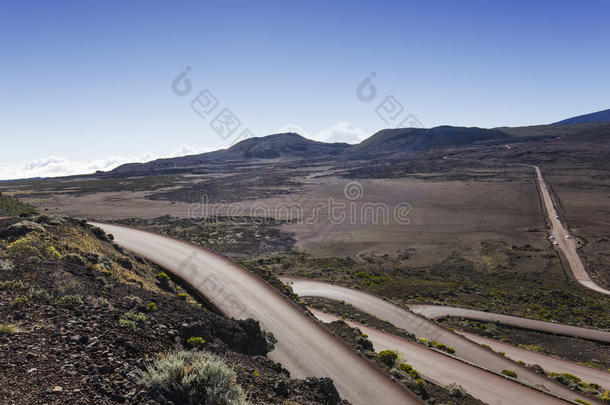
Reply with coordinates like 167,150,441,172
311,309,574,405
529,165,610,295
91,223,422,405
284,277,603,404
455,331,610,390
408,305,610,343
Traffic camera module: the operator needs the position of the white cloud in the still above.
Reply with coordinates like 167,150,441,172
0,144,210,181
274,121,369,144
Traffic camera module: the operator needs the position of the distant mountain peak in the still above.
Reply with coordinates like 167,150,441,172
554,108,610,125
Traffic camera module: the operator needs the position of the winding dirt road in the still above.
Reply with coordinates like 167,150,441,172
530,165,610,295
408,305,610,343
455,331,610,390
284,277,602,404
91,223,422,405
311,309,573,405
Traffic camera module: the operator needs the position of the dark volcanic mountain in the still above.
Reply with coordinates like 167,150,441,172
554,108,610,125
109,126,516,176
111,133,349,175
350,126,511,155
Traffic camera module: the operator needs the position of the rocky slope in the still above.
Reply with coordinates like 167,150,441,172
0,215,347,404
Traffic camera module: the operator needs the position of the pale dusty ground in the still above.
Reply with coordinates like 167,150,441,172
21,175,547,266
276,176,546,265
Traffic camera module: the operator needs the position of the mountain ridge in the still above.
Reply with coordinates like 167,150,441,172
554,108,610,125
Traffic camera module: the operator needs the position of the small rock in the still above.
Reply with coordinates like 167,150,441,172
52,386,63,393
26,368,37,374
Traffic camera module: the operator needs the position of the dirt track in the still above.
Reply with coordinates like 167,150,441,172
454,331,610,390
285,277,602,404
91,223,422,405
408,305,610,343
531,165,610,295
311,309,573,405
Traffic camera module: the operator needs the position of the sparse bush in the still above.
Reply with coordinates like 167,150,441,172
0,324,19,334
434,342,455,354
119,310,146,330
56,295,84,309
575,400,591,405
139,350,248,405
156,272,171,289
119,319,137,330
377,350,399,367
177,292,187,301
7,237,41,257
90,296,113,309
399,362,421,379
45,246,61,259
147,302,158,312
600,391,610,403
29,288,52,303
502,369,517,378
187,336,206,349
527,363,546,375
10,295,29,309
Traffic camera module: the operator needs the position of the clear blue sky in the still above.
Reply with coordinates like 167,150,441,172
1,0,609,178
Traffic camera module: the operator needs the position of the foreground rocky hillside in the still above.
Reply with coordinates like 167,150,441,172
0,214,346,404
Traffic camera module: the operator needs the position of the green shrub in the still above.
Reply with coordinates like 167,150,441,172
119,319,137,330
29,288,52,303
177,293,187,301
399,362,421,379
600,391,610,403
122,310,147,322
139,350,248,405
56,295,84,309
0,324,19,334
377,350,399,367
147,302,158,312
156,272,171,288
7,237,41,257
502,369,517,378
10,295,29,308
187,336,206,349
435,342,455,354
575,400,591,405
45,246,61,260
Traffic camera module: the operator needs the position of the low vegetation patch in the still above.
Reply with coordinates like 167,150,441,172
186,336,206,349
501,369,518,378
139,350,248,405
549,373,604,397
418,337,456,354
377,350,399,367
0,324,19,335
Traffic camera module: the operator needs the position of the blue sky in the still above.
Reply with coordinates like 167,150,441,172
1,0,609,178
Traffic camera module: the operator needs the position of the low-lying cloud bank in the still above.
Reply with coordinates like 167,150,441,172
0,145,207,181
275,121,369,144
1,122,370,180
